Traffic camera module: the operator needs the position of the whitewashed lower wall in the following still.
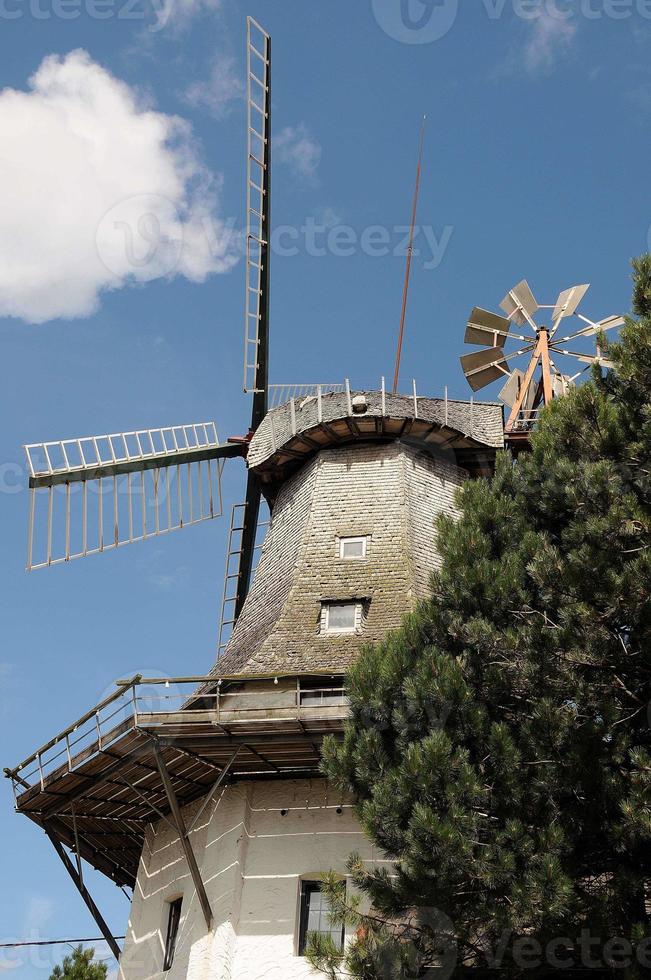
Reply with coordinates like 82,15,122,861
119,779,382,980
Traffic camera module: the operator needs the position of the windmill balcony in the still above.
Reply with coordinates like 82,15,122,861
4,673,349,888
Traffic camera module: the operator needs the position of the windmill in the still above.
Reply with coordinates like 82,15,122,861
460,280,624,443
23,18,273,634
3,18,517,965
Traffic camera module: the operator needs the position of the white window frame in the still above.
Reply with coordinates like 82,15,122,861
322,601,362,634
338,536,368,560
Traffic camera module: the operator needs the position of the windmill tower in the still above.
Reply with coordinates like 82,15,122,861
4,17,621,980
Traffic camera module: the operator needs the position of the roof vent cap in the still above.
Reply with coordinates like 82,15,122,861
352,395,368,415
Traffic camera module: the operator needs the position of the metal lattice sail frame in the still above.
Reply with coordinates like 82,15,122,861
460,280,624,435
25,424,232,570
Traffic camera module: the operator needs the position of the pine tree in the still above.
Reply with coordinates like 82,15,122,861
309,259,651,978
49,946,108,980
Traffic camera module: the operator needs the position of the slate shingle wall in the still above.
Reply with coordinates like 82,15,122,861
217,441,466,675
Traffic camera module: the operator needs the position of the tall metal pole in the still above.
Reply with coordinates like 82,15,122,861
392,116,426,394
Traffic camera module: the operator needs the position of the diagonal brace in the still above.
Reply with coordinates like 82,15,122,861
44,828,122,961
188,746,241,835
153,744,213,930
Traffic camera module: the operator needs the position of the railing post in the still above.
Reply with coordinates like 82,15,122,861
317,385,323,423
381,376,386,416
444,386,449,427
345,378,352,416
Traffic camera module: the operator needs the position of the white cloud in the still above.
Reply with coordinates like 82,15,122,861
184,56,244,119
0,50,239,324
522,6,577,73
275,124,322,183
149,0,220,33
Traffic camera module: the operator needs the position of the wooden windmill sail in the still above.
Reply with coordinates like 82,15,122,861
460,279,624,441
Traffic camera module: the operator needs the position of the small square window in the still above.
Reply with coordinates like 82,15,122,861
298,881,345,956
163,898,182,971
339,536,367,559
323,602,359,633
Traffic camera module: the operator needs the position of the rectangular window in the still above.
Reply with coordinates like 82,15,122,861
339,536,367,559
324,602,358,633
298,881,344,956
163,898,183,971
299,677,347,707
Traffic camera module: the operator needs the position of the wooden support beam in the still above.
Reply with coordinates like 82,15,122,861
31,811,136,887
157,742,224,775
539,328,554,405
153,744,213,930
101,748,211,792
234,471,262,620
320,422,343,443
114,774,177,834
243,744,280,773
40,746,148,817
44,828,122,961
29,442,244,489
506,336,542,433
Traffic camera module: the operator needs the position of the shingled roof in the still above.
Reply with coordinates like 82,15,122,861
249,390,504,471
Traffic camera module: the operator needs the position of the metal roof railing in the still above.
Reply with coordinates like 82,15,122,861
268,383,345,409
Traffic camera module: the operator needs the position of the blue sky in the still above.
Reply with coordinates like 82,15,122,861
0,0,647,974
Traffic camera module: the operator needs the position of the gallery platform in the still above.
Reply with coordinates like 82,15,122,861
5,673,348,889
